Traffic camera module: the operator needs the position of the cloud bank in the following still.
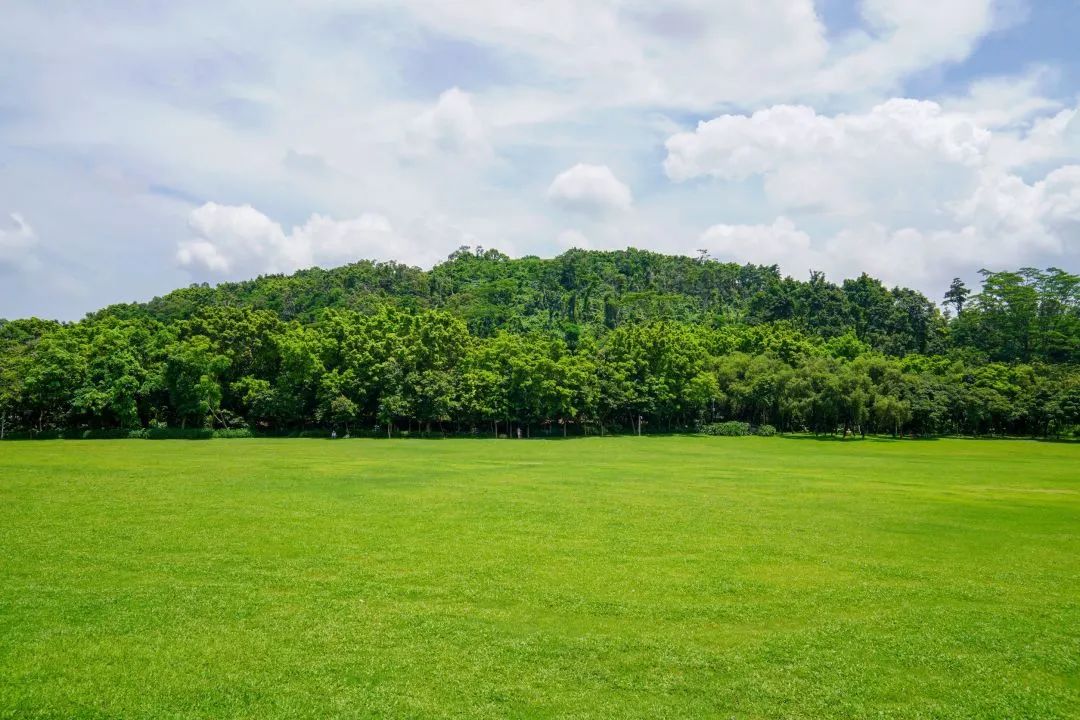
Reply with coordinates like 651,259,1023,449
1,0,1078,318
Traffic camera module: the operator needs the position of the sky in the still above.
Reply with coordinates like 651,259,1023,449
2,1,1079,320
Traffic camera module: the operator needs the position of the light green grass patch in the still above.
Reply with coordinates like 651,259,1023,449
1,437,1077,718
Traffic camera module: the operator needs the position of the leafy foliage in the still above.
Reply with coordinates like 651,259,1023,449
1,249,1077,438
699,421,752,436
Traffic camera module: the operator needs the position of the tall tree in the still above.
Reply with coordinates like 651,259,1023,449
944,277,970,316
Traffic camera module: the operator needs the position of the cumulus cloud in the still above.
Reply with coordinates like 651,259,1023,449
2,0,1077,317
555,229,592,250
991,106,1080,169
547,164,633,213
665,100,991,223
700,217,818,270
698,163,1080,291
666,96,1080,290
402,87,490,159
1034,166,1080,242
0,213,38,272
177,203,455,277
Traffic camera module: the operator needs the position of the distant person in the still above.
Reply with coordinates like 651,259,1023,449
331,430,337,439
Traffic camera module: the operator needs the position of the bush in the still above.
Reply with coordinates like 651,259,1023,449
212,428,255,439
699,421,751,436
754,424,778,437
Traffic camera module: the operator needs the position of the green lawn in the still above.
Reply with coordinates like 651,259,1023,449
1,437,1077,719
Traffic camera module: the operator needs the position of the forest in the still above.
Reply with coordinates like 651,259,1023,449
1,247,1078,439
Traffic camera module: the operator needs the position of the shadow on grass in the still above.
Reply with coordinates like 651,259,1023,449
776,434,940,443
776,433,1078,444
3,431,1075,443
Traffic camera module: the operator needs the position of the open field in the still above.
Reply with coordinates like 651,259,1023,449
1,437,1078,719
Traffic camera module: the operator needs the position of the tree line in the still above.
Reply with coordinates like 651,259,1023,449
1,249,1077,438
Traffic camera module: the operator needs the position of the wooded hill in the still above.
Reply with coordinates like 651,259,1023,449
2,247,1078,438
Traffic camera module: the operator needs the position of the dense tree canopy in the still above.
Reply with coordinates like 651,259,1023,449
2,249,1077,438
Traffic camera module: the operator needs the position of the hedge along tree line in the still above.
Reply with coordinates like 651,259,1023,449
0,249,1077,438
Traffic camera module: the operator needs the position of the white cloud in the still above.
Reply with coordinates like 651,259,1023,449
397,1,1007,109
177,202,457,277
942,68,1062,129
666,100,991,223
701,217,819,270
547,164,632,213
817,0,1002,96
402,87,490,159
398,0,830,110
0,213,38,272
1,0,1077,317
556,229,592,250
1037,165,1080,242
991,106,1080,169
665,96,1080,290
696,162,1080,291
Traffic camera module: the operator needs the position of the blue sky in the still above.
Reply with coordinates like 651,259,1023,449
2,0,1079,319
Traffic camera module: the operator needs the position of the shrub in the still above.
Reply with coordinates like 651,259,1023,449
699,421,751,436
754,424,778,437
212,428,255,439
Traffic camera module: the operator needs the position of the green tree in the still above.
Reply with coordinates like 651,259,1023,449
164,336,229,428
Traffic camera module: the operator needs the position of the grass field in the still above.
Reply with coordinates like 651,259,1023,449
1,437,1077,719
